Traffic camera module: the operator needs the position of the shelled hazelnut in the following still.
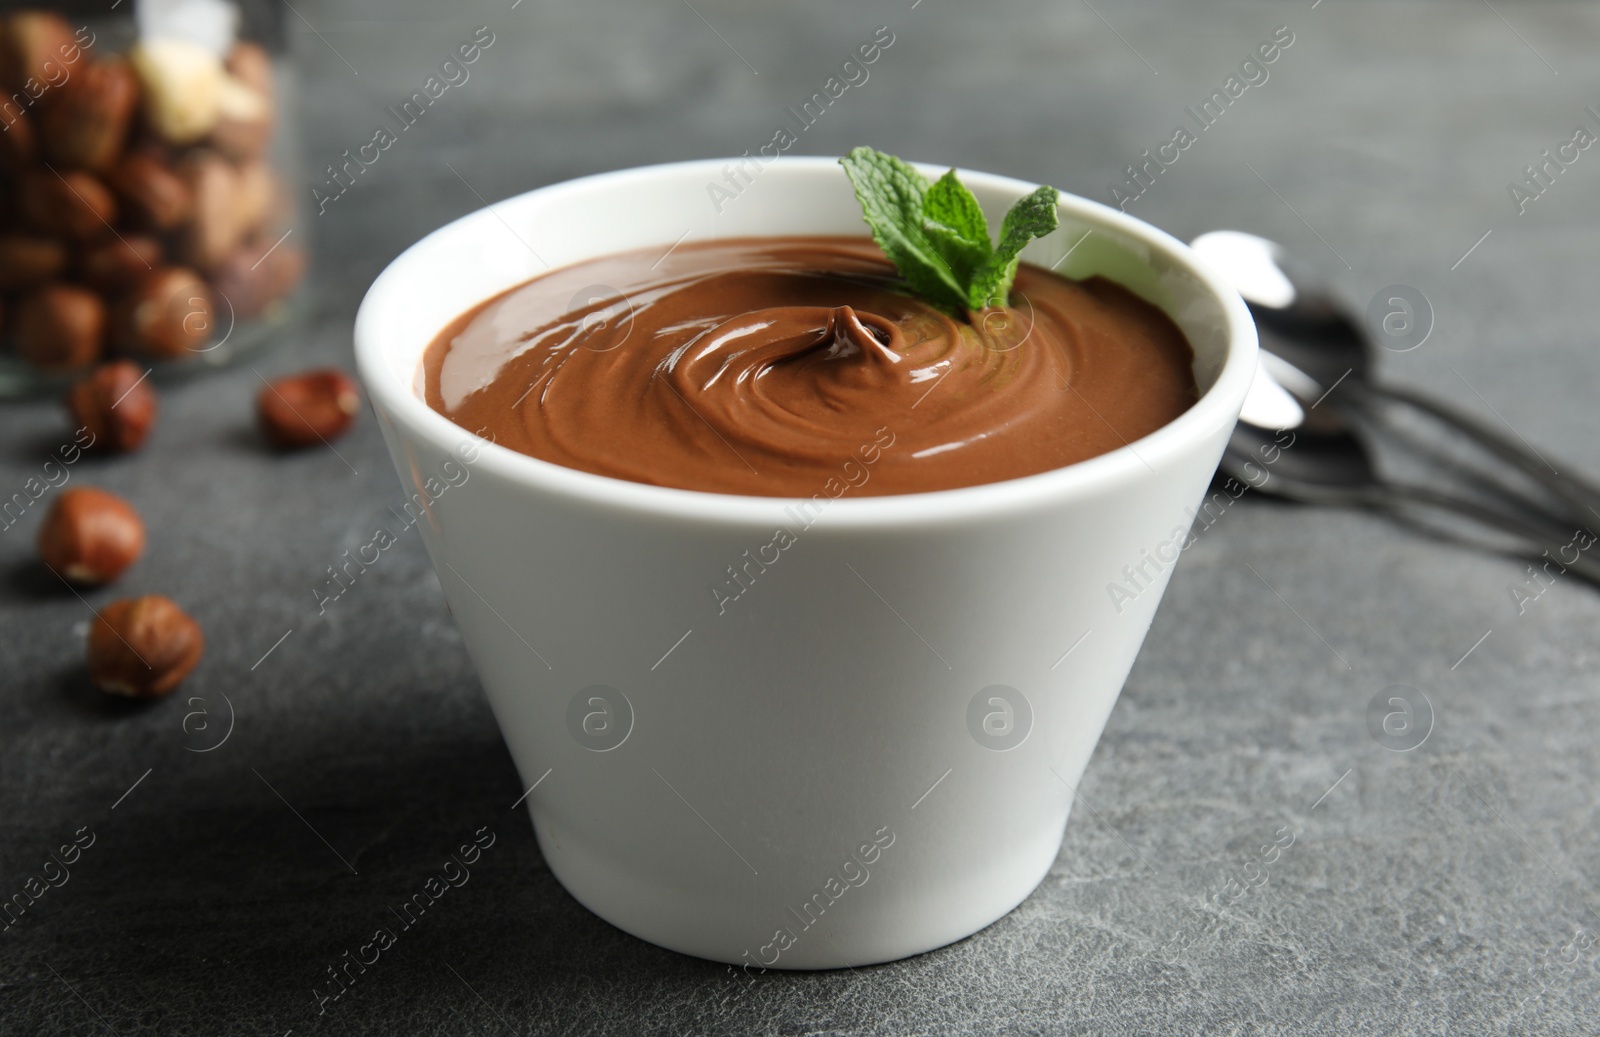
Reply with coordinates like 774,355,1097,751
87,594,203,698
0,10,78,94
178,151,244,270
0,234,69,290
233,161,277,240
106,152,193,230
257,368,361,448
14,283,104,371
110,267,213,360
40,57,138,172
37,486,145,585
65,360,157,452
79,235,163,292
223,41,273,97
0,104,38,170
212,234,305,320
17,167,118,240
209,72,271,161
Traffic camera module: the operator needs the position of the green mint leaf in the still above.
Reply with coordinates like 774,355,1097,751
970,185,1060,309
840,148,1061,312
921,170,992,288
838,147,968,313
923,170,989,244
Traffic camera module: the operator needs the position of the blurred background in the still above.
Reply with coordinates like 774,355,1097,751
3,1,1599,1034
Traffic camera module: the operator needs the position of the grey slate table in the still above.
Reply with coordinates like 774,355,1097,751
4,1,1599,1033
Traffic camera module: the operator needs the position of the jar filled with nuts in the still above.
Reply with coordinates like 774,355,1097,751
0,0,304,396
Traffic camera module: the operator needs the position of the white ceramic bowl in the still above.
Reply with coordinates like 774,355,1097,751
355,157,1256,970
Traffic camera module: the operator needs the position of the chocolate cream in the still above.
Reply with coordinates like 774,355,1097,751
420,237,1196,497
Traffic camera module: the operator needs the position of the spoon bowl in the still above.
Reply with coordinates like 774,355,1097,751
1191,230,1367,387
1195,228,1600,530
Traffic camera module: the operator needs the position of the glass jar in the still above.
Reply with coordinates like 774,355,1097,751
0,0,303,397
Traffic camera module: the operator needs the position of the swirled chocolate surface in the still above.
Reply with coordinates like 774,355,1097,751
419,237,1196,497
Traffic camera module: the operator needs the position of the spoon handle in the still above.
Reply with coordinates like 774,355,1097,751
1356,381,1600,527
1377,483,1600,586
1248,468,1600,585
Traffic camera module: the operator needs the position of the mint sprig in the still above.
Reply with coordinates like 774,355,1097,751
839,147,1060,313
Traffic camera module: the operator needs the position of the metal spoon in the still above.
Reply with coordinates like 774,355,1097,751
1192,230,1600,528
1225,351,1600,585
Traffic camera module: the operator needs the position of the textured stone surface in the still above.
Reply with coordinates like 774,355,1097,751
3,1,1599,1033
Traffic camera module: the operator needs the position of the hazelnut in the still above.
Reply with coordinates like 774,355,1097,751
208,73,271,161
224,41,274,97
79,234,162,292
40,57,138,172
18,167,118,240
0,102,38,171
129,38,223,145
257,368,361,449
0,233,69,289
110,266,213,359
87,594,203,698
212,234,304,319
0,11,79,96
209,112,270,163
232,161,277,239
15,283,104,371
106,152,192,229
177,152,242,270
65,360,157,452
38,486,144,585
